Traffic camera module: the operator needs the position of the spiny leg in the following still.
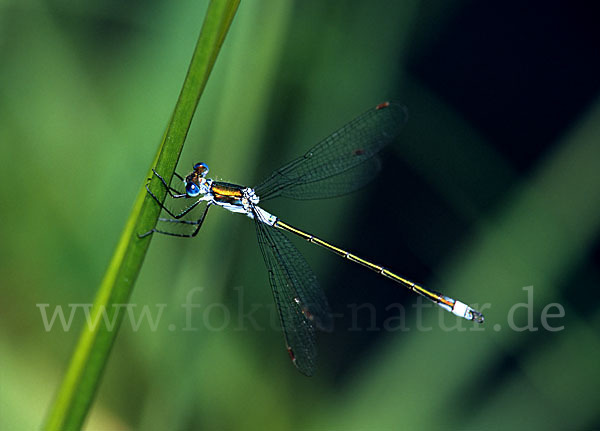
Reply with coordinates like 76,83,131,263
152,192,202,219
150,168,186,196
145,184,199,219
139,203,211,238
146,169,200,219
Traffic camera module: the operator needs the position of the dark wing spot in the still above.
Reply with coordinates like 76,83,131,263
287,346,296,364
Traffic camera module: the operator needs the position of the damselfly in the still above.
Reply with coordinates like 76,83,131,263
141,102,485,376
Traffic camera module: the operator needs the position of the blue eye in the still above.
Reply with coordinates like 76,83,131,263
186,182,201,197
193,162,209,175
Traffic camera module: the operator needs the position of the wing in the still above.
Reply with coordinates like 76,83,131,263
254,210,332,376
254,102,407,201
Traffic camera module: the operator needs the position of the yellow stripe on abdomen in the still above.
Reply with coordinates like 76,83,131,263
274,219,446,305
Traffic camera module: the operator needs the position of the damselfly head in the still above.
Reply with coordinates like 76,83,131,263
183,162,210,197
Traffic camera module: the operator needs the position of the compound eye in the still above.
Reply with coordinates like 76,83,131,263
193,162,209,177
186,182,201,197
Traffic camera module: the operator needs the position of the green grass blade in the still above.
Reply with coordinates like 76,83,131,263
43,1,240,430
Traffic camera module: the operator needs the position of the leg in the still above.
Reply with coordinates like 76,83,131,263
146,186,202,219
139,203,211,238
146,169,199,219
150,168,186,197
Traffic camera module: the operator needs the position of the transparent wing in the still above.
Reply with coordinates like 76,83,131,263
254,210,332,376
274,155,382,200
255,102,407,201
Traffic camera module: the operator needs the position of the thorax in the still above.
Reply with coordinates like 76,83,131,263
208,180,258,215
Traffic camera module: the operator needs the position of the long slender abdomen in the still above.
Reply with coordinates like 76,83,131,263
273,219,484,323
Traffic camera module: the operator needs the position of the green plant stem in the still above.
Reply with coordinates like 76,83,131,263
43,1,240,430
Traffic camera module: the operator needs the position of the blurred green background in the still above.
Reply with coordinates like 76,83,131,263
2,1,600,430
